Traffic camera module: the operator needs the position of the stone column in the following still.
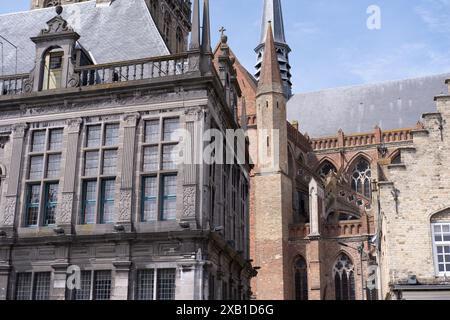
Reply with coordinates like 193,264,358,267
1,123,27,235
309,178,324,236
58,118,82,233
116,113,140,230
51,263,69,300
180,108,203,227
112,261,131,300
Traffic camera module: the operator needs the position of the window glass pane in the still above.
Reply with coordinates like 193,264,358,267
443,225,450,233
31,131,46,152
162,175,177,221
102,150,117,175
82,181,97,224
73,271,92,301
162,145,178,170
444,235,450,242
101,180,115,224
26,185,41,227
157,269,176,300
435,225,442,233
49,129,63,151
143,146,159,172
87,125,101,148
145,120,160,144
163,118,179,141
46,154,61,179
84,151,99,176
15,273,32,300
93,271,111,301
136,270,155,300
142,177,157,222
50,54,62,69
438,246,443,254
33,272,51,300
29,156,44,180
44,183,58,226
104,124,119,146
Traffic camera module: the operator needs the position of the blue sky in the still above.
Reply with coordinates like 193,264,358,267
2,0,450,93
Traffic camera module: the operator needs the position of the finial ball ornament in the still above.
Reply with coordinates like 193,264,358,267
56,5,63,15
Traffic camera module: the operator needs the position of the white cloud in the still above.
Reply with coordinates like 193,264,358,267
343,43,450,83
414,0,450,33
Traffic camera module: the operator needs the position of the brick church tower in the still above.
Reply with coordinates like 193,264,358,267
252,22,293,300
30,0,192,54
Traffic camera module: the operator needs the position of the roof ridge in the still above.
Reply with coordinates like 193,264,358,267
293,72,450,96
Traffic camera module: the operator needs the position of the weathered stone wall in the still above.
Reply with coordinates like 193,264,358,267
379,93,450,297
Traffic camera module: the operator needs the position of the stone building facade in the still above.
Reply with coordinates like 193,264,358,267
0,0,254,300
225,0,450,300
377,85,450,299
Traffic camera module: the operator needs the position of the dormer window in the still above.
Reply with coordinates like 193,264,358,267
42,48,63,90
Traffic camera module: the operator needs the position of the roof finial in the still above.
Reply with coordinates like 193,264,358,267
56,5,63,15
189,0,200,50
201,0,212,53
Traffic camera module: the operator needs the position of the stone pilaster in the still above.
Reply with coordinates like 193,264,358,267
180,108,203,227
58,118,82,232
112,261,131,300
51,263,69,300
1,123,27,233
116,113,140,229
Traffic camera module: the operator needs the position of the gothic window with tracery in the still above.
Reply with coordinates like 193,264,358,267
163,11,172,43
176,27,184,53
318,161,337,179
294,256,308,300
351,158,371,198
334,253,356,300
44,0,61,7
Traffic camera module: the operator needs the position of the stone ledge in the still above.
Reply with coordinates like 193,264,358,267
411,129,429,137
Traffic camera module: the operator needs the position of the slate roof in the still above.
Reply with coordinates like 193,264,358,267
0,0,169,76
287,73,450,137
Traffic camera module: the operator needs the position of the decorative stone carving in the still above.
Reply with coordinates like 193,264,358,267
57,193,73,225
41,15,72,36
118,189,132,222
67,73,80,88
12,123,27,139
2,197,16,226
184,107,204,122
183,186,196,218
121,113,141,128
66,118,83,134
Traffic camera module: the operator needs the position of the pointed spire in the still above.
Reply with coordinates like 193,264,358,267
190,0,201,50
201,0,212,53
260,0,286,45
257,22,283,96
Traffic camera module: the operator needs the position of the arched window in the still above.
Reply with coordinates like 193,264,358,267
351,158,371,198
44,0,61,7
176,27,184,53
318,161,337,179
42,47,64,91
334,254,356,300
163,11,172,43
294,257,308,300
431,210,450,276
